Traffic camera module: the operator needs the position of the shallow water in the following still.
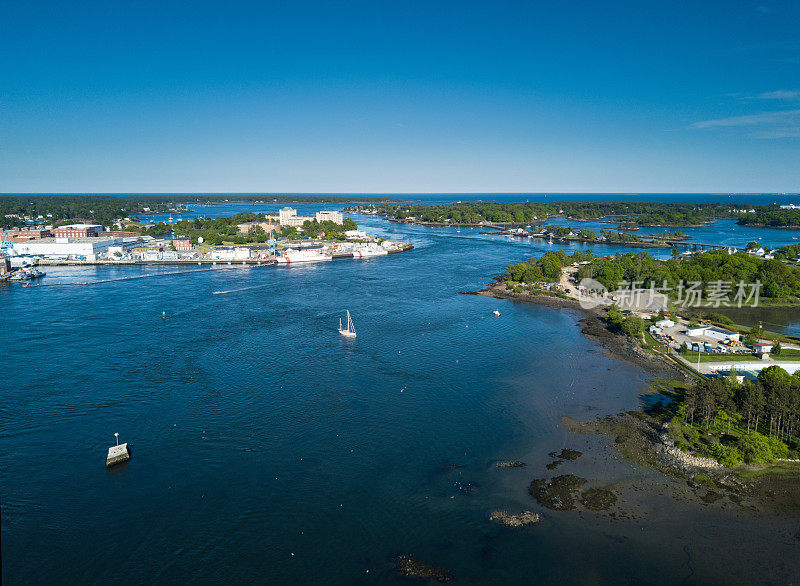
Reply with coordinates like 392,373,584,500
2,210,799,583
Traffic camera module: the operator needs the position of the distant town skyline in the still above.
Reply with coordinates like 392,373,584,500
2,0,799,193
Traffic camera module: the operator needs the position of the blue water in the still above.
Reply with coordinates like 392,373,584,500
3,192,799,206
3,205,800,583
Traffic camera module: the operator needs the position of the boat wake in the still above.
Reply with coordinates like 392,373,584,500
213,284,271,295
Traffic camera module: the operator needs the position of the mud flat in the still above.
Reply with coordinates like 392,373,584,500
564,410,800,514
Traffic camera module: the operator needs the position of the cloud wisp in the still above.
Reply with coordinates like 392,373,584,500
692,109,800,138
751,90,800,100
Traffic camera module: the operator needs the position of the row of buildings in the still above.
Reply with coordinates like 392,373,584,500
1,208,351,263
645,317,784,359
235,208,345,232
2,223,105,242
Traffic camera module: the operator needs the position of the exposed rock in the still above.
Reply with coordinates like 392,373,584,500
496,460,526,468
529,474,587,511
394,555,452,583
529,474,619,512
657,426,723,471
489,509,540,527
554,448,582,461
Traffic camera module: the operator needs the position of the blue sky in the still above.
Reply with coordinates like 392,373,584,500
2,0,799,193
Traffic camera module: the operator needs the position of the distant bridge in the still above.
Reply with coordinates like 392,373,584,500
665,241,745,252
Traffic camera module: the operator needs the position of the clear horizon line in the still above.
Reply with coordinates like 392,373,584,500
2,191,799,196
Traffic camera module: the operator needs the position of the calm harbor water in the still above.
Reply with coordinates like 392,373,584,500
3,203,800,583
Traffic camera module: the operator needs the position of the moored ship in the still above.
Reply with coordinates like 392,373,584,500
352,246,388,258
276,248,333,263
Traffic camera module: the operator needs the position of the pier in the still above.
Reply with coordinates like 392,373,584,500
38,259,277,267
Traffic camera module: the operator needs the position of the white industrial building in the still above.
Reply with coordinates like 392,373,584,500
210,247,251,260
12,237,116,261
345,229,369,240
686,326,740,343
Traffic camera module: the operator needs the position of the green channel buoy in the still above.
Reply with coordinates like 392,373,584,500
162,311,166,319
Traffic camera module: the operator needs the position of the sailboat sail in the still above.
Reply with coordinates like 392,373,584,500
338,310,356,338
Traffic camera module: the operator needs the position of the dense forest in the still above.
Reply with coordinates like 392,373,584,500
576,250,800,301
0,194,398,229
669,366,800,466
737,207,800,228
506,250,594,283
353,201,741,226
504,249,800,302
0,195,161,228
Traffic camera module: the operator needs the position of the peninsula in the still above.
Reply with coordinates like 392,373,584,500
476,248,800,482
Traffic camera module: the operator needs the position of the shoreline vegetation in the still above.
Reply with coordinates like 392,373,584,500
347,201,741,226
481,227,679,248
347,201,800,232
469,248,800,511
0,194,405,230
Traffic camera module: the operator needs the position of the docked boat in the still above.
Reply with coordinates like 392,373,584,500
276,248,333,263
338,310,356,338
352,246,388,258
10,267,45,281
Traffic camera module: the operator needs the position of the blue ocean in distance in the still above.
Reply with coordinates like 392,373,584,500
3,198,800,583
2,191,799,206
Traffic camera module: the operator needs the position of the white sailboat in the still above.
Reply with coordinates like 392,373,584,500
338,310,357,338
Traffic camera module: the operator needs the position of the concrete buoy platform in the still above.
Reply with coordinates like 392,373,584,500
106,443,130,467
106,432,130,468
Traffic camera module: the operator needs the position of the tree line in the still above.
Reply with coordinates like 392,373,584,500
737,207,800,228
356,201,744,226
576,249,800,301
674,366,799,466
0,194,397,230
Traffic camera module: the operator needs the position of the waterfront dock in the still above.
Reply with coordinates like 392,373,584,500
38,259,277,267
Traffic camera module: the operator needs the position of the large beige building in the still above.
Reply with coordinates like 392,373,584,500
277,207,314,227
315,210,344,224
237,221,280,234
